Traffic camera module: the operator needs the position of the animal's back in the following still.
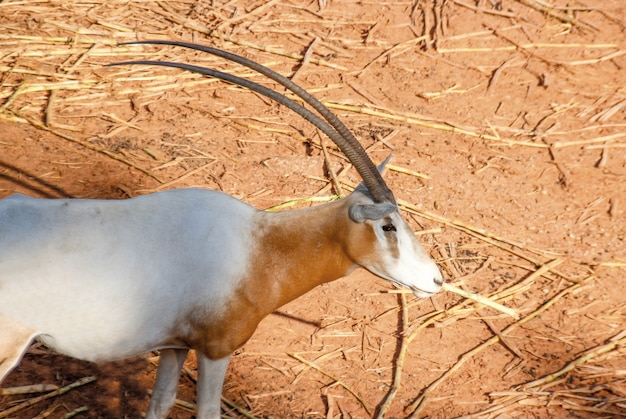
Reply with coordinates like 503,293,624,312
0,189,257,361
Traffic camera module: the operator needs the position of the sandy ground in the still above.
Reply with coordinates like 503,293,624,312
0,1,625,418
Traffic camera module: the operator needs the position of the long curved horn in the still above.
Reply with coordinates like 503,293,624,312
116,40,396,205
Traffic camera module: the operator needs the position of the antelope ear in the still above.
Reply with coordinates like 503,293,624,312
377,154,393,175
354,154,393,194
349,202,397,223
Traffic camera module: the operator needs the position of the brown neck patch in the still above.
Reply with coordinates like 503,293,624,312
185,197,380,359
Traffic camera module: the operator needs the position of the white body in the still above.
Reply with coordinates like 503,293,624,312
0,187,442,418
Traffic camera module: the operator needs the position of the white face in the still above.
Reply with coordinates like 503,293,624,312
364,211,443,298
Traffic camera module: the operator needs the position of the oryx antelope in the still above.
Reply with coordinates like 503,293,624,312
0,41,443,418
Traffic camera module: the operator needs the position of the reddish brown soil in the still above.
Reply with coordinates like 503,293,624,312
0,1,625,418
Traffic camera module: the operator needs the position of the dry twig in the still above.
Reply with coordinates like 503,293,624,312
375,293,408,418
0,376,96,419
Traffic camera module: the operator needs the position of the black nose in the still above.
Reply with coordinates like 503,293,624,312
434,276,443,286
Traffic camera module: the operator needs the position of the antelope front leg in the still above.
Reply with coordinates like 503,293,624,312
146,348,189,419
195,354,231,419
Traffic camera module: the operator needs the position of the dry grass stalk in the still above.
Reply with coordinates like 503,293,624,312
266,195,338,211
554,132,626,148
386,164,430,180
551,49,626,66
290,36,320,82
480,312,525,359
63,406,89,418
374,292,408,418
0,376,96,419
442,283,519,319
590,99,626,123
600,261,626,267
0,384,59,396
438,42,618,53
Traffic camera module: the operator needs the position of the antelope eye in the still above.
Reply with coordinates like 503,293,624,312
382,223,397,232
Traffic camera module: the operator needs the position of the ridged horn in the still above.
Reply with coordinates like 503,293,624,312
115,40,396,205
